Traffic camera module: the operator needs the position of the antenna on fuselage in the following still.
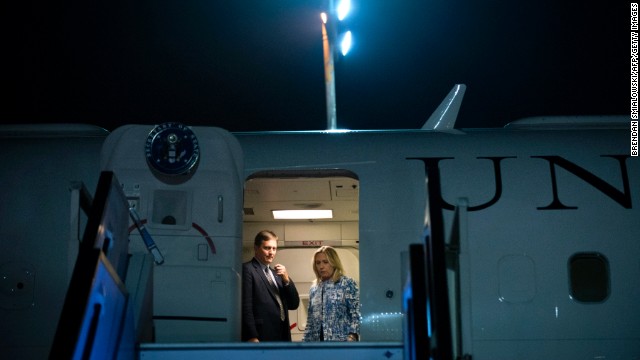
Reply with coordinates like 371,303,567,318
422,84,466,132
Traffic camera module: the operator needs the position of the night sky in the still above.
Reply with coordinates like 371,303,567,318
5,1,629,132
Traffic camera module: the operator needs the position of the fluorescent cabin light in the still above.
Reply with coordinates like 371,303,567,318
272,210,333,220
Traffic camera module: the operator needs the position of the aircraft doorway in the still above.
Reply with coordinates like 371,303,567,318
242,169,360,341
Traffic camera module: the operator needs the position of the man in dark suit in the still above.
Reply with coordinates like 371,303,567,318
242,230,300,342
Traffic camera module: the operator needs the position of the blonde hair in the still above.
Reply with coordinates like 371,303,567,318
312,246,345,284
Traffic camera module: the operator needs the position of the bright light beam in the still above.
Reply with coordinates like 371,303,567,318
337,0,351,21
340,30,352,56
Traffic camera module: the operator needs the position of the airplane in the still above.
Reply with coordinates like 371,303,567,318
1,85,638,359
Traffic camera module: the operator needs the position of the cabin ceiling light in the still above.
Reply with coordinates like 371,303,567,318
272,209,333,219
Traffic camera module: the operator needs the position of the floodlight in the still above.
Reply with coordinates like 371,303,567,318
340,31,352,56
337,0,351,21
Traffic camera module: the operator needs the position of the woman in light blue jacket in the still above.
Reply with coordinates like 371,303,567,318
303,246,361,342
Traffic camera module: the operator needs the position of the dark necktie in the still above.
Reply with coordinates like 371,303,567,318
265,266,285,321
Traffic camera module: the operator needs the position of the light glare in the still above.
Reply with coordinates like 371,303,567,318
340,31,352,56
337,0,351,21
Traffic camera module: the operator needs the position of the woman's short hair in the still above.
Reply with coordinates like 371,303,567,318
312,245,345,283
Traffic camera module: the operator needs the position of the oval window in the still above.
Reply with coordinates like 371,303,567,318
568,252,610,303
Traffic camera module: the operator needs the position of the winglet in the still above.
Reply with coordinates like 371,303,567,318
422,84,466,131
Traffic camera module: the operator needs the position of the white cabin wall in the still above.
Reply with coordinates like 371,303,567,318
242,221,358,260
0,125,107,359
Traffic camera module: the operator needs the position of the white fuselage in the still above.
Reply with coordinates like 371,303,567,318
1,124,638,359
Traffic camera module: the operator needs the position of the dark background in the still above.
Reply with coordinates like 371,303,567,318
4,1,628,132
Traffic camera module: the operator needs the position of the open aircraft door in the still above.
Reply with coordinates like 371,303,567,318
100,123,244,342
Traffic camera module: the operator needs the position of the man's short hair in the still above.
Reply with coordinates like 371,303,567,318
254,230,278,247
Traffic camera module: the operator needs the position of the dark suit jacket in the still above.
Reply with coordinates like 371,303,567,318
242,258,300,341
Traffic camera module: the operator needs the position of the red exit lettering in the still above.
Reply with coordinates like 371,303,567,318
302,241,323,246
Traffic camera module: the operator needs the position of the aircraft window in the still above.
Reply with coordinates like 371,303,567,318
568,252,610,303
